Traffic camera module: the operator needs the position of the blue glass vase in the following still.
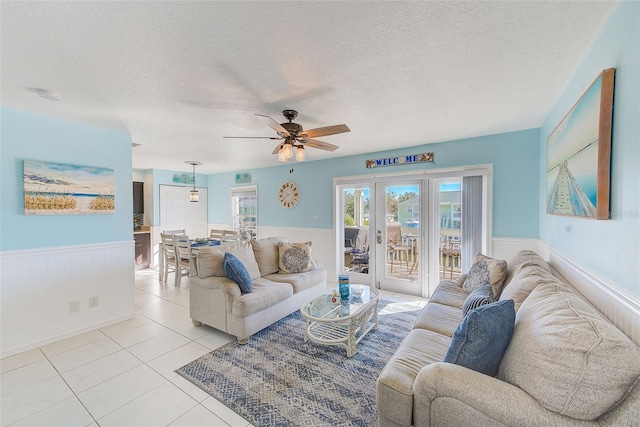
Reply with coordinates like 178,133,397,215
338,274,350,299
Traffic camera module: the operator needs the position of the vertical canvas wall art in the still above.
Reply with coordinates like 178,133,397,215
24,160,115,215
546,68,615,220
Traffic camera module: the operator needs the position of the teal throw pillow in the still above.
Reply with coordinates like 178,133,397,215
462,284,494,316
443,299,515,376
223,252,253,293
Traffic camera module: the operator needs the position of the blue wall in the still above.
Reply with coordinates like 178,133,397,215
539,1,639,296
208,128,541,238
0,108,132,250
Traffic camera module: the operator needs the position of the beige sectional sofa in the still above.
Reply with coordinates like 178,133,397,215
189,237,327,344
377,250,640,426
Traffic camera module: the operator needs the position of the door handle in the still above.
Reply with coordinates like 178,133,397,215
376,230,382,244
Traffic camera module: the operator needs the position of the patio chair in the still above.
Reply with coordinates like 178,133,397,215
387,222,411,272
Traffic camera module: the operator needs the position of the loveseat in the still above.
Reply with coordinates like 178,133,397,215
189,237,327,344
377,250,640,426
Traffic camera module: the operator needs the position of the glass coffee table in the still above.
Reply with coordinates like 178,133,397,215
300,284,380,357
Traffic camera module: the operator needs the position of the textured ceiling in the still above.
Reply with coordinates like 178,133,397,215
1,1,618,174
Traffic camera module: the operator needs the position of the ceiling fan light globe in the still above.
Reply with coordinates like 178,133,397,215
296,146,305,162
283,143,293,159
278,148,287,162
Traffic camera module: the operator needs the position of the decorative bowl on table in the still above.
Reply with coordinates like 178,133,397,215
351,284,365,297
194,237,208,243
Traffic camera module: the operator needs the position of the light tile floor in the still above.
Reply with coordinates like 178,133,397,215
1,269,426,427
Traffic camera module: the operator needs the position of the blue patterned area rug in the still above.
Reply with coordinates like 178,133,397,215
175,300,422,427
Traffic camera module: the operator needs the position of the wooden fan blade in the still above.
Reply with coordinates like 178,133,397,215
223,136,281,139
255,114,290,137
299,124,350,139
272,143,283,155
302,138,339,152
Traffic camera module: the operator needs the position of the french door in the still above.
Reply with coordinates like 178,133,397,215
336,166,491,298
374,180,423,296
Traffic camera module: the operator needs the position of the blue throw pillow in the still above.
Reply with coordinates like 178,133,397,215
462,284,494,316
443,299,515,377
223,252,252,293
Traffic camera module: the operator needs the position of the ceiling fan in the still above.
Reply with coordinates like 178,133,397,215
224,110,350,162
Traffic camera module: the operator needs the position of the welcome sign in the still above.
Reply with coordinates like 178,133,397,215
365,152,434,169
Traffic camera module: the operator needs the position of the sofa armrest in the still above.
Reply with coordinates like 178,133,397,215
413,363,597,427
190,275,242,299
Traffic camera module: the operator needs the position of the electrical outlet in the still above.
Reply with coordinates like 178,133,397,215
69,301,80,313
89,296,99,308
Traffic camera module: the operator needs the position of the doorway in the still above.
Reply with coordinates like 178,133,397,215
336,166,491,298
374,181,422,296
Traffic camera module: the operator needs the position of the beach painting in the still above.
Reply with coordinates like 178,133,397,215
24,160,115,215
546,68,614,220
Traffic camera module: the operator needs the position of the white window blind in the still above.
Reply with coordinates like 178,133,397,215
461,176,483,272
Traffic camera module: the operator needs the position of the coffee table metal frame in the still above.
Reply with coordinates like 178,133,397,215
300,285,380,357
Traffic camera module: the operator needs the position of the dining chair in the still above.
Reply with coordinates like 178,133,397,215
209,229,224,241
160,232,178,283
163,229,186,236
174,235,192,287
221,230,241,242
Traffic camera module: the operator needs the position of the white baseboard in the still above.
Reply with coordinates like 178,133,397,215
1,314,135,359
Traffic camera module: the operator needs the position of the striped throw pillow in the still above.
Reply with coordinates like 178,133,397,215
462,285,494,316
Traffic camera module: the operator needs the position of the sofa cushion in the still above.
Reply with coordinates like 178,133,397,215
231,278,293,318
497,281,640,420
195,246,226,278
499,262,557,311
278,241,313,274
503,249,552,288
429,280,467,309
223,253,252,293
196,241,261,280
462,253,507,299
443,299,515,377
250,236,286,276
377,328,452,427
462,285,494,316
263,268,327,294
412,302,464,338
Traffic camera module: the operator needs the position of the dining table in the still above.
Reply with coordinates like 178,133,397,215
158,238,220,282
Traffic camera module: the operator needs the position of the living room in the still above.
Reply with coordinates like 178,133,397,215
1,1,638,426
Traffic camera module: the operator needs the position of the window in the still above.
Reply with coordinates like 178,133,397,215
230,186,257,239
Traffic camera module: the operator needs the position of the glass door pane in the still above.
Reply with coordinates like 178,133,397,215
231,186,257,240
375,182,421,296
438,180,462,281
341,186,371,278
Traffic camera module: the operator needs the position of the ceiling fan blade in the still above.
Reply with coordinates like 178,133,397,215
299,124,350,139
255,114,290,137
223,136,281,139
272,143,283,155
302,138,339,152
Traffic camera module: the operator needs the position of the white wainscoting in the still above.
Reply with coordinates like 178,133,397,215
491,237,541,261
539,243,640,346
0,241,136,358
257,226,337,283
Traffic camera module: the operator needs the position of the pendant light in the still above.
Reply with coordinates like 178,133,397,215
185,161,202,202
